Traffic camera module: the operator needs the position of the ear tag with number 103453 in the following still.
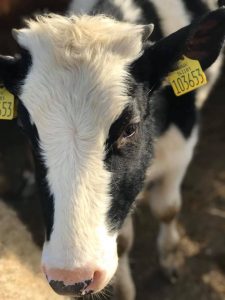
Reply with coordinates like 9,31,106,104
167,56,207,96
0,86,17,120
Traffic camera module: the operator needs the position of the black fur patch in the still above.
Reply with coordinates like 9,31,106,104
0,49,31,95
106,82,154,231
184,9,225,70
182,0,209,19
153,86,198,138
33,142,54,241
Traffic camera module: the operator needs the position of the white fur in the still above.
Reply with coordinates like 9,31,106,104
145,125,198,219
113,0,142,23
15,14,148,284
146,125,198,185
202,0,218,9
144,125,198,270
67,0,98,15
158,219,180,255
149,0,191,36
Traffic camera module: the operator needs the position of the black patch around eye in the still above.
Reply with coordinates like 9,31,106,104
104,82,154,232
105,106,134,153
122,123,139,138
105,96,143,158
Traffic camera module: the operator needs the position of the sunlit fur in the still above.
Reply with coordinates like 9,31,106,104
15,14,148,287
202,0,218,9
67,0,223,110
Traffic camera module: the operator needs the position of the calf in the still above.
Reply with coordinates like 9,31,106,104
0,1,225,299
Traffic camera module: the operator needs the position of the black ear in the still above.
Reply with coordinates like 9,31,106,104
132,8,225,86
0,55,21,92
0,49,31,95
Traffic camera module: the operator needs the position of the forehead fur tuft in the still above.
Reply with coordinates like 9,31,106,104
16,14,146,66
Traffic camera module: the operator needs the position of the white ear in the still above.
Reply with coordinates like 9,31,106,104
142,24,154,42
110,23,154,61
11,28,31,48
12,28,20,41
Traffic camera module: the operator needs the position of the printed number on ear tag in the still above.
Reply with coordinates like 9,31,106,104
0,87,16,120
167,56,207,96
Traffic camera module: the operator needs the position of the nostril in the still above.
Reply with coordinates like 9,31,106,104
43,267,108,296
86,269,107,293
93,270,102,283
49,279,93,296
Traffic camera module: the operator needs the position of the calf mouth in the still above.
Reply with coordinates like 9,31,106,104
77,283,113,300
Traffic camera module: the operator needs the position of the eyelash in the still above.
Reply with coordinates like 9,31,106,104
122,123,139,138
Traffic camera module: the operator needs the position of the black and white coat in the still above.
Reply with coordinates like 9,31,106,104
66,0,224,296
0,0,225,299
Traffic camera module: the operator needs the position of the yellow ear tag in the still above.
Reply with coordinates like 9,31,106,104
167,56,207,96
0,86,17,120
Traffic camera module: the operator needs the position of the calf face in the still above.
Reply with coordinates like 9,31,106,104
0,9,225,297
1,15,155,296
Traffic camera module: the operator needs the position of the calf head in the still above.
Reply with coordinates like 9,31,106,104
0,9,225,297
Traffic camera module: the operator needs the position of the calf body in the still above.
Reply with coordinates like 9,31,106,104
68,0,225,290
0,0,225,299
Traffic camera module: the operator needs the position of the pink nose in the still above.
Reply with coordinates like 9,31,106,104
43,266,106,296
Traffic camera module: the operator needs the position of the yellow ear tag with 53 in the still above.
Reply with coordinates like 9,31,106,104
167,56,207,96
0,86,17,120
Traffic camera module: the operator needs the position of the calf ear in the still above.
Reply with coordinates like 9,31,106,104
132,8,225,86
0,55,23,94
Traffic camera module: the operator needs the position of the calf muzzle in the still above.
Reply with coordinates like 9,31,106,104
43,267,106,297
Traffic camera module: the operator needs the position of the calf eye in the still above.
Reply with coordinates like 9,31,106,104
122,123,139,138
114,122,139,150
106,117,140,153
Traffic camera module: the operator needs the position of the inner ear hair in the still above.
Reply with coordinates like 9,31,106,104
184,8,225,69
142,24,154,42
